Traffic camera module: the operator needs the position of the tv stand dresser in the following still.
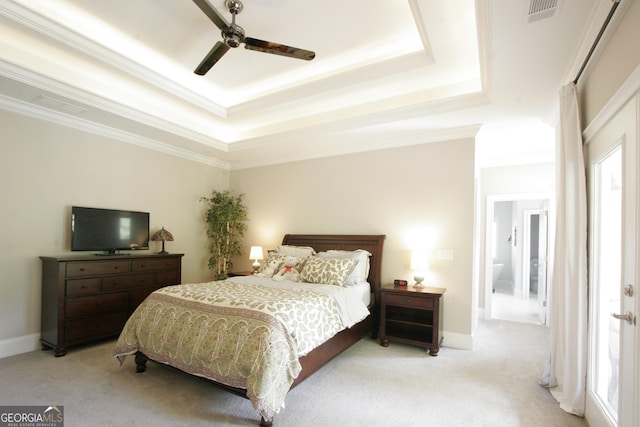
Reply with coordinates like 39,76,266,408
40,253,183,356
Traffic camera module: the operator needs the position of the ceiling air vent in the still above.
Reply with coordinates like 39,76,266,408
528,0,558,23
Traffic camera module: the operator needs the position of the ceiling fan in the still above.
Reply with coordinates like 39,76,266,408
192,0,316,75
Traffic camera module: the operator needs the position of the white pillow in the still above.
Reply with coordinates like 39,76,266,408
276,245,316,258
316,249,371,285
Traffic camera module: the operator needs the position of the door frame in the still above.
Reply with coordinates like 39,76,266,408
583,91,639,427
484,192,553,321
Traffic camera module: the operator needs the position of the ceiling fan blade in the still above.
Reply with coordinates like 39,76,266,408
194,41,231,75
244,37,315,61
193,0,230,31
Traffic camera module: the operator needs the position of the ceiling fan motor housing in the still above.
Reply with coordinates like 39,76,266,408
222,24,244,48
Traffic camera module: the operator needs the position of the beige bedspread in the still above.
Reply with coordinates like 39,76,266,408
113,279,348,420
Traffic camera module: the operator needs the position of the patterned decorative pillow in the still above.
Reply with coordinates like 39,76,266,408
259,252,309,275
316,249,372,285
300,257,357,287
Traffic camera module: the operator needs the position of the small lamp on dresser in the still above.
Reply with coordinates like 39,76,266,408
249,246,264,273
150,227,174,254
410,250,429,287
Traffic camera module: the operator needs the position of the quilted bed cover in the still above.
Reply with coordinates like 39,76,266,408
113,276,369,420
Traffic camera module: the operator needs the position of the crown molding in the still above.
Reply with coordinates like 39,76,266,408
0,0,227,117
0,93,230,170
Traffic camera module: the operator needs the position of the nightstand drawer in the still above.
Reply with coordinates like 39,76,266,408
385,293,434,309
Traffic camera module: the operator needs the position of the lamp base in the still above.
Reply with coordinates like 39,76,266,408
157,241,168,255
413,275,425,287
252,260,261,273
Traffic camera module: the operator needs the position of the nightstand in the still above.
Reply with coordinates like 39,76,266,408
379,284,446,356
227,271,254,277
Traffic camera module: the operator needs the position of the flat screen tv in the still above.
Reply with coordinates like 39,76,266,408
71,206,150,255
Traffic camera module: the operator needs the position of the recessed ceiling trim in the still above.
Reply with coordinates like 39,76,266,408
0,0,228,117
408,0,435,57
0,92,231,169
0,59,231,151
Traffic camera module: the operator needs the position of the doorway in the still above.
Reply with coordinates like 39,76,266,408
485,194,552,325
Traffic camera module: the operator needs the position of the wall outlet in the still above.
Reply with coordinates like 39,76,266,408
437,249,454,261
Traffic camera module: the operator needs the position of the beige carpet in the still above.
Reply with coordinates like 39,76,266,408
0,320,586,427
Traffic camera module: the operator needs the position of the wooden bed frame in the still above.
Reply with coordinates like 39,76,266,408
134,234,385,426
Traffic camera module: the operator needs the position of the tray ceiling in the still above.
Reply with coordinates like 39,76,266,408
0,0,604,169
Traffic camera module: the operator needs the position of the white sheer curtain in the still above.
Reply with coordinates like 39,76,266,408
540,82,588,415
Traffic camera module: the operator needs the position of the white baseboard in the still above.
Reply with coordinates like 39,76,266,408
0,333,40,359
442,330,473,350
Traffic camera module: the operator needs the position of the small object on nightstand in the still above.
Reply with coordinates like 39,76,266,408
393,279,408,286
379,283,446,356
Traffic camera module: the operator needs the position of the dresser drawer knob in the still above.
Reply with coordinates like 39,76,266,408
79,268,86,272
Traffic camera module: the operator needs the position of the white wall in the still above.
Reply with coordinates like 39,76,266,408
231,138,476,348
0,109,228,357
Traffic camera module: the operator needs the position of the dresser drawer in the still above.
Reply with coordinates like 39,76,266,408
65,292,129,318
102,273,154,291
385,293,434,309
65,311,129,342
66,278,101,296
66,260,130,277
156,271,179,286
132,258,179,272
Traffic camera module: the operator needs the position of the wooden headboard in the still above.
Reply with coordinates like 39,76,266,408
281,234,386,292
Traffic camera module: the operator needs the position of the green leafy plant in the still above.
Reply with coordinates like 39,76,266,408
200,190,248,280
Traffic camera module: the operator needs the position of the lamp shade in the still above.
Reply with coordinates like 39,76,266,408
150,227,174,242
410,251,429,271
150,227,173,254
249,246,264,260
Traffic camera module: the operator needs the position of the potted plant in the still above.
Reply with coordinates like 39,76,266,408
200,190,248,280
